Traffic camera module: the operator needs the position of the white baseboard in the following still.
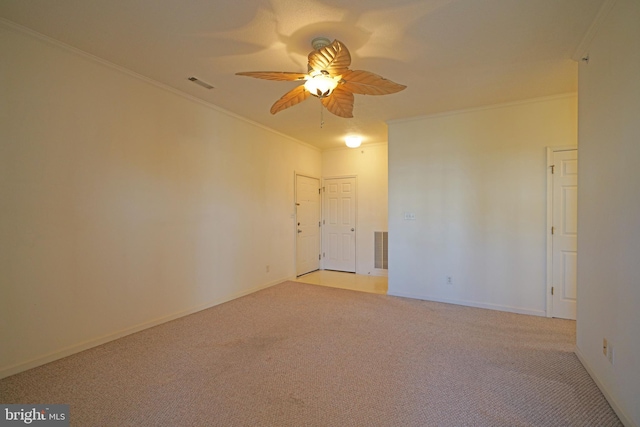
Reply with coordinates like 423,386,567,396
387,290,546,317
574,346,637,427
0,277,288,380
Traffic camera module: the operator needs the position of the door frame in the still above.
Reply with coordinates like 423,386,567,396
295,172,321,277
321,175,358,272
546,146,577,318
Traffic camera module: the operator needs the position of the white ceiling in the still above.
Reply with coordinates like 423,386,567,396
0,0,603,149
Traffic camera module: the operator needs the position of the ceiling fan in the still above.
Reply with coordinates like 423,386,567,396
236,37,406,118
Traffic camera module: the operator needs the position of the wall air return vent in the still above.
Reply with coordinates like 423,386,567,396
374,231,388,269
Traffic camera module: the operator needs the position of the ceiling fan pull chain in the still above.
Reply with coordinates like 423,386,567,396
320,102,324,129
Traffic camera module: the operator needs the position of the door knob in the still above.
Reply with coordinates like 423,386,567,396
351,228,355,232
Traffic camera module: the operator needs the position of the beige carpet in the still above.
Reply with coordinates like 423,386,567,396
0,281,621,426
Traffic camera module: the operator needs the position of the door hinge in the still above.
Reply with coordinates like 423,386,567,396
323,252,325,258
318,188,321,194
551,287,554,296
318,254,321,260
322,186,325,192
550,165,555,174
318,221,321,227
551,226,555,235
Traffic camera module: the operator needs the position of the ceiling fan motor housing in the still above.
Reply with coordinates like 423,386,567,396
311,37,331,51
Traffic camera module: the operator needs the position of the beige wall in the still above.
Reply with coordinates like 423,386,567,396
0,24,321,377
576,0,640,424
322,143,388,276
388,95,577,315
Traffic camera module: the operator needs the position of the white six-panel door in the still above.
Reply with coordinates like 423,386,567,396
323,177,356,272
551,149,578,319
296,175,320,276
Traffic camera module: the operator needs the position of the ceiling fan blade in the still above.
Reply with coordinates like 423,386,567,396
308,40,351,76
270,85,311,114
340,70,407,95
321,86,354,118
236,71,308,81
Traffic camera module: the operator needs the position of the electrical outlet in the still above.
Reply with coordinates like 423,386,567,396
608,345,615,365
603,338,608,356
404,212,416,220
446,276,453,285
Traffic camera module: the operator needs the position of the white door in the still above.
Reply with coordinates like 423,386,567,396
323,177,356,272
296,175,320,276
551,149,578,319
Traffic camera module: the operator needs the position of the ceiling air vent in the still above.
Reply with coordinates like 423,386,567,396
188,77,214,90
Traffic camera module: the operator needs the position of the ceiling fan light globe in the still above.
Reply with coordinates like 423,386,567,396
304,74,339,99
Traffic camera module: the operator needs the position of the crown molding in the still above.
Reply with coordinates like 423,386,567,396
388,93,576,125
571,0,618,61
0,18,320,152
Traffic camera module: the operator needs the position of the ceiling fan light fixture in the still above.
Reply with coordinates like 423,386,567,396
345,136,362,148
236,39,406,117
304,71,339,98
